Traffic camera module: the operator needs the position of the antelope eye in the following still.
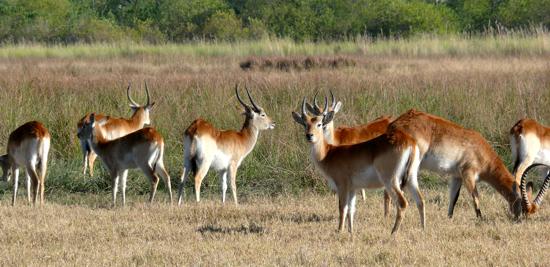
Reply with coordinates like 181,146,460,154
261,113,266,117
317,123,322,128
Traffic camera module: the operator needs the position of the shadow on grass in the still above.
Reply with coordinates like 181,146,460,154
287,213,334,224
197,222,266,235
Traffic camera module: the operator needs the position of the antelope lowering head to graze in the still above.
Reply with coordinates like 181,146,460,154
77,113,172,206
177,85,275,206
292,98,424,234
510,118,550,215
306,91,394,213
77,82,155,176
0,121,50,206
386,109,524,219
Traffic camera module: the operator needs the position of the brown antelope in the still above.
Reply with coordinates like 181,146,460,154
386,109,523,218
77,113,172,206
0,121,50,206
77,83,154,176
306,91,393,214
177,85,275,206
510,118,550,214
292,98,425,234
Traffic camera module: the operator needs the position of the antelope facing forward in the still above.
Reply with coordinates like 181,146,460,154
306,91,393,214
77,113,172,206
293,99,424,234
387,109,524,218
510,118,550,214
0,121,50,206
177,85,275,205
77,83,154,176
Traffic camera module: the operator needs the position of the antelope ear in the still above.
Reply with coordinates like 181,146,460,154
89,113,96,124
333,101,342,113
322,111,335,125
291,112,305,126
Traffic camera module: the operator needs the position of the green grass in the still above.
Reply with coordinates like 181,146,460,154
1,37,549,266
1,31,550,59
0,38,549,198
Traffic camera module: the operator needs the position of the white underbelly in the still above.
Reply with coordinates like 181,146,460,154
350,166,383,189
211,151,231,171
535,149,550,166
421,153,457,175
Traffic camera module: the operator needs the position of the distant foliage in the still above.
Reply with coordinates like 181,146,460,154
497,0,550,29
0,0,549,43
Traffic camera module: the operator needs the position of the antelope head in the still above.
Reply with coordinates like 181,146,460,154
292,97,335,144
235,85,275,130
127,82,155,126
305,90,341,140
77,113,108,142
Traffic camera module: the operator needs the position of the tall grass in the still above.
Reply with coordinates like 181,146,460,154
1,31,550,59
0,39,549,197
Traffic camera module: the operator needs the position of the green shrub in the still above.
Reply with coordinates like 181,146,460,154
497,0,550,28
157,0,230,41
203,10,244,41
362,0,460,37
246,18,269,40
132,19,166,44
0,0,72,42
70,16,126,43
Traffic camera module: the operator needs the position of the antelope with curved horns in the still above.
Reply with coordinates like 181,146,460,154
0,121,50,206
306,90,393,214
510,118,550,214
292,98,424,234
177,85,275,205
518,164,550,215
77,82,155,176
77,113,172,206
386,109,523,218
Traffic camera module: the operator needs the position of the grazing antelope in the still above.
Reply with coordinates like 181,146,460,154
306,91,393,214
292,98,425,234
0,121,50,206
77,113,172,206
177,85,275,205
510,118,550,214
77,83,154,176
386,109,523,218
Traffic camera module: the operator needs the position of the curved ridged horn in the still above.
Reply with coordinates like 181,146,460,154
323,96,328,115
245,86,261,112
301,97,307,117
329,90,337,110
144,81,151,106
313,91,321,112
235,84,250,110
534,172,550,206
127,83,139,107
520,163,547,214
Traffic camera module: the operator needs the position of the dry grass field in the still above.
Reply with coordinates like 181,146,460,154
0,191,549,266
0,37,549,265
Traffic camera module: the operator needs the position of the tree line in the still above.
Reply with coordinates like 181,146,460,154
0,0,548,43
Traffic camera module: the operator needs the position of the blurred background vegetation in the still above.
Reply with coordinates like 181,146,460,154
0,0,549,43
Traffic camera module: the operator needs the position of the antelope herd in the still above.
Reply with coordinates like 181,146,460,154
1,83,549,235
